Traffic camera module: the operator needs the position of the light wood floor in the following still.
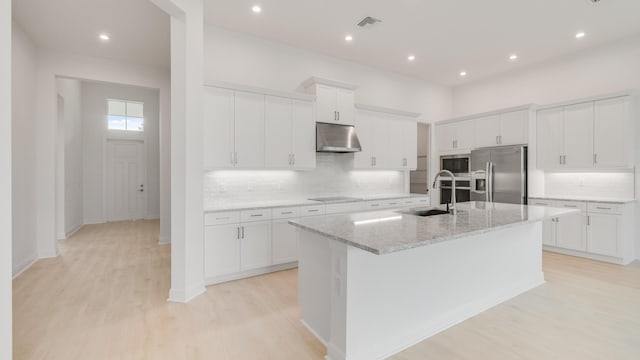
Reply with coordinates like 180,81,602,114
13,220,640,360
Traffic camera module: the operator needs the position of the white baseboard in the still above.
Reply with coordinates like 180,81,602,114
56,231,66,241
167,282,206,303
12,256,38,279
543,246,628,265
65,223,83,238
83,217,105,225
300,319,327,346
158,236,171,245
205,262,298,286
145,214,160,220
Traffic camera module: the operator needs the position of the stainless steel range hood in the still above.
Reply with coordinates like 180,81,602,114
316,122,362,153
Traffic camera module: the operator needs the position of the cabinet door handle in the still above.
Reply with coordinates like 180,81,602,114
292,154,295,165
234,152,238,165
593,154,597,164
587,216,590,226
230,152,234,164
337,111,340,121
563,155,566,165
241,226,245,239
237,227,240,239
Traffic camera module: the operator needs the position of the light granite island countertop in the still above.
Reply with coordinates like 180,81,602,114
289,201,577,255
289,201,577,360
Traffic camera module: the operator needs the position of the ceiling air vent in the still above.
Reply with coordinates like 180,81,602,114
357,16,382,27
585,0,603,3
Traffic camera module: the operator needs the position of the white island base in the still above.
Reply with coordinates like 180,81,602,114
297,222,544,360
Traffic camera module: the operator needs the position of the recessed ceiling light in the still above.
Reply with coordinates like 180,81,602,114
460,71,467,77
575,32,586,39
251,5,262,13
509,54,518,61
99,33,110,41
407,55,416,61
345,34,353,42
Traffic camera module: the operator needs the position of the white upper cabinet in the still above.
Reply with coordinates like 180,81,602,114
203,87,235,169
401,120,418,170
233,91,266,168
354,111,389,169
536,94,632,170
204,84,316,170
562,102,594,168
474,110,528,148
436,120,475,153
290,100,316,169
303,78,357,125
265,96,316,170
593,97,631,168
537,107,564,169
474,115,499,148
498,110,529,146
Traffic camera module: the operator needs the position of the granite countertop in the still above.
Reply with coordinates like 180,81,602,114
204,193,430,213
288,201,577,255
528,195,635,204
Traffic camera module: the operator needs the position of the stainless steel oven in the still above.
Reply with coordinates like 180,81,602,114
439,154,471,204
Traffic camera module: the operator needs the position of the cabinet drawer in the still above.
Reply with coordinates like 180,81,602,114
325,202,364,215
241,209,272,222
401,198,417,206
385,199,404,208
272,207,300,219
529,199,555,207
204,211,241,226
363,201,384,210
587,203,620,214
299,205,325,217
415,197,430,205
556,200,587,212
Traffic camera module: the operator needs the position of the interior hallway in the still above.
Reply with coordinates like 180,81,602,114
12,221,640,360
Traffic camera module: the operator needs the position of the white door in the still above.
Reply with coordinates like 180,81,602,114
455,120,475,150
336,88,355,125
264,96,292,168
203,87,235,169
594,97,629,168
240,221,272,270
499,110,528,145
474,115,499,148
587,213,619,257
234,91,265,168
536,107,564,169
562,102,594,168
204,225,241,278
291,100,316,169
107,140,145,221
556,213,585,251
272,220,298,264
315,85,337,124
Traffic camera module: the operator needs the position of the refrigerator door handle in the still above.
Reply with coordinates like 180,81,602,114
488,162,494,203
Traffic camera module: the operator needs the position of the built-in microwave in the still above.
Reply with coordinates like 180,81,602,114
440,154,470,176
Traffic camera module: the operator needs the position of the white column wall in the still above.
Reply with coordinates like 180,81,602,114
1,0,13,357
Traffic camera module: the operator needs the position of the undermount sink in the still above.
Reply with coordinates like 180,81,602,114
397,208,451,217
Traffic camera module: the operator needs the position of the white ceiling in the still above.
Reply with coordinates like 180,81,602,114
12,0,170,70
204,0,640,86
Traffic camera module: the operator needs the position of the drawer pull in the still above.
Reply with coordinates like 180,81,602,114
281,211,293,215
564,205,577,208
250,214,263,217
371,204,380,207
308,209,319,213
596,206,612,210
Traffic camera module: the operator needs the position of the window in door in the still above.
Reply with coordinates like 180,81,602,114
107,99,144,131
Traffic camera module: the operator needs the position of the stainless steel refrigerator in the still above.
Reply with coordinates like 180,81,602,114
470,145,527,204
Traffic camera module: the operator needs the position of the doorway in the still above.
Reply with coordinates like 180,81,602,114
106,140,146,222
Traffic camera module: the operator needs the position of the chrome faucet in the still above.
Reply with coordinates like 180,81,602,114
432,170,457,215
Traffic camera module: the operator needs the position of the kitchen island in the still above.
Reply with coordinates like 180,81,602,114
289,201,576,360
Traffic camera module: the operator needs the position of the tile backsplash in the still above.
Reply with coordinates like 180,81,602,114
544,171,635,199
204,153,406,208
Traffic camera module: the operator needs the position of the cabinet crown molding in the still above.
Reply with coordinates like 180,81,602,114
535,90,636,112
204,81,316,102
439,104,535,125
301,77,359,90
355,103,421,119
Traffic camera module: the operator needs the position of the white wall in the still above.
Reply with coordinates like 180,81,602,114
82,81,161,223
452,34,640,116
1,2,13,357
33,48,171,258
56,78,83,237
11,22,38,276
204,25,453,124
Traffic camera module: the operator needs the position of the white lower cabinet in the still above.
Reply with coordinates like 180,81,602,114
204,224,241,278
587,213,619,257
272,220,298,265
240,221,272,271
529,199,633,264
